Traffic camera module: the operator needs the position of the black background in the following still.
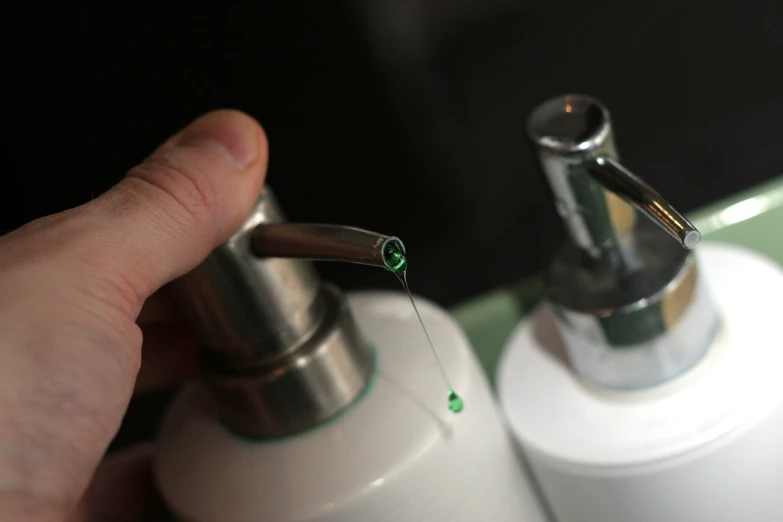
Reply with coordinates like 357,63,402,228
4,0,783,446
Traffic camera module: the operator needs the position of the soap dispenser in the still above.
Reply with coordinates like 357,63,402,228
154,189,547,522
497,94,783,521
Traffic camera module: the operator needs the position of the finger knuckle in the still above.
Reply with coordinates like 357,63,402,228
124,152,221,236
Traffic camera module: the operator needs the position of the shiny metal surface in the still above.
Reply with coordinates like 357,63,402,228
528,94,699,263
590,156,701,249
174,189,323,364
205,283,373,439
527,94,720,389
252,223,398,268
548,223,720,389
173,188,375,438
453,173,783,383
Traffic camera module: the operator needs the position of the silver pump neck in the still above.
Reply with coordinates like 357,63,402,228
527,94,720,389
173,188,397,438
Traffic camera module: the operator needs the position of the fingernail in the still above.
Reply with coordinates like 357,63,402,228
173,110,260,169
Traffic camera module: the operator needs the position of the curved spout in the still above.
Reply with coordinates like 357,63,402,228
589,156,700,249
527,93,700,265
250,223,405,270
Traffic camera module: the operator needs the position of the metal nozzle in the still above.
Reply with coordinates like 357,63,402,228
588,156,700,249
527,94,699,266
172,189,398,439
527,94,720,389
251,223,402,269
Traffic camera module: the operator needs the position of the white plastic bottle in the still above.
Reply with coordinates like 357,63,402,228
497,94,783,521
499,243,783,522
154,190,547,522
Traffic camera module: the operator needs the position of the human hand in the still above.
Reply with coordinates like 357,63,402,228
0,110,268,521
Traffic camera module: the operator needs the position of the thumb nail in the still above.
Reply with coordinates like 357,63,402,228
171,110,261,169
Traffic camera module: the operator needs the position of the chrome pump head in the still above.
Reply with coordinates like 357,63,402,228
173,188,402,439
527,94,720,389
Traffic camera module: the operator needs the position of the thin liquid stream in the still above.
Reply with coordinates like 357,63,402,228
382,238,463,413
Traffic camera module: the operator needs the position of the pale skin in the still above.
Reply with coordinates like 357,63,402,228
0,110,270,521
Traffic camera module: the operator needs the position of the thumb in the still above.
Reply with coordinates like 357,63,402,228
86,108,268,316
7,109,268,319
0,110,268,517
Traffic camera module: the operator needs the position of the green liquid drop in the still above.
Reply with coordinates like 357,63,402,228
382,237,407,273
382,237,463,414
447,390,464,413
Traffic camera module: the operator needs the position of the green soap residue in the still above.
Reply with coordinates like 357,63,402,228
382,236,463,414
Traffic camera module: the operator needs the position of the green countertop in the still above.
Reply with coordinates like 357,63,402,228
451,175,783,382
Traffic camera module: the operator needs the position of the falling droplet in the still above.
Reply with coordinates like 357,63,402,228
447,389,464,413
382,237,464,414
